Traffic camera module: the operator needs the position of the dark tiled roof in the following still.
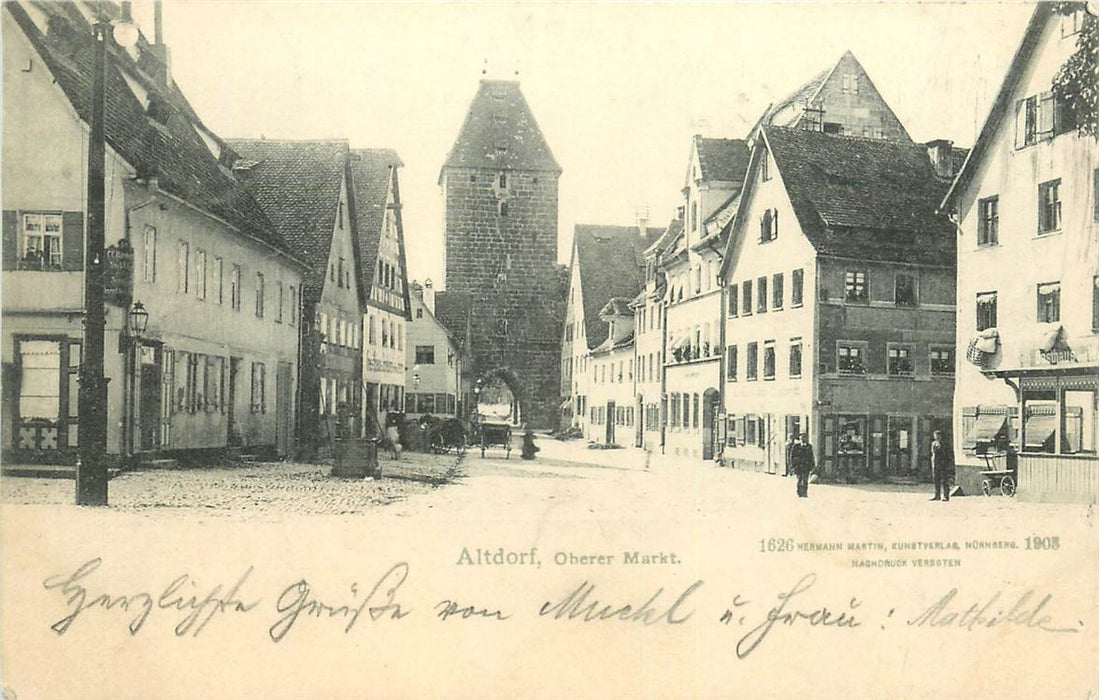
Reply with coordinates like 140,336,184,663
6,2,294,260
599,297,634,318
763,126,955,265
434,291,473,345
348,148,402,291
226,139,348,299
695,137,750,183
441,80,561,177
766,68,830,121
644,217,683,258
575,225,656,349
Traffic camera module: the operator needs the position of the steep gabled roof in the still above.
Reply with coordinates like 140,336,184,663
756,50,912,142
942,4,1053,209
227,139,348,299
599,297,634,318
348,148,404,294
434,291,474,348
574,225,657,349
440,80,561,178
5,2,297,261
643,216,684,258
694,136,751,183
695,190,742,250
725,127,955,271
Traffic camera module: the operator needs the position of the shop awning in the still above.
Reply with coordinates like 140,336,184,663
971,414,1007,443
1023,414,1056,448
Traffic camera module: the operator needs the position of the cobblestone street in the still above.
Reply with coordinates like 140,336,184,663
1,451,463,517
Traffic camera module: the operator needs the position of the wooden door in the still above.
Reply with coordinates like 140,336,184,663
138,344,161,451
159,348,174,448
606,401,616,444
276,362,293,457
227,357,241,445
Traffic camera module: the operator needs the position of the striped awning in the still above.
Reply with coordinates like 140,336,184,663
971,414,1007,443
1023,414,1056,448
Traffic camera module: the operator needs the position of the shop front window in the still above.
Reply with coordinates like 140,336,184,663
1063,389,1096,454
1022,392,1057,453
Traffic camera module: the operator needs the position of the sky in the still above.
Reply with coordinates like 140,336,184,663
132,1,1037,287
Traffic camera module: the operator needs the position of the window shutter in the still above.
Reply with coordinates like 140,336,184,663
61,211,84,271
1014,99,1026,148
1038,92,1055,139
2,210,18,270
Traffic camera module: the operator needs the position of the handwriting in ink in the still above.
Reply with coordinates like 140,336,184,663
157,566,261,637
269,562,411,643
736,573,862,659
907,588,1077,633
43,558,154,636
435,599,511,621
538,580,703,625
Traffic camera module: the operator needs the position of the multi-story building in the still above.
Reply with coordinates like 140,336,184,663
2,1,306,462
406,280,467,418
228,139,364,451
662,137,749,460
632,218,675,451
351,149,411,434
719,126,958,479
587,299,638,446
757,50,911,142
560,224,655,440
942,3,1098,503
441,79,564,427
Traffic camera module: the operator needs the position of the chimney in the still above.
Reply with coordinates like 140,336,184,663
151,0,173,88
636,207,649,241
423,278,436,315
926,139,955,179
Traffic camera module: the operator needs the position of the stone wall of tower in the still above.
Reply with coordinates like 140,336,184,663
443,167,563,427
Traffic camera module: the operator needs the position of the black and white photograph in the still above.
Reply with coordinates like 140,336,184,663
1,1,1097,697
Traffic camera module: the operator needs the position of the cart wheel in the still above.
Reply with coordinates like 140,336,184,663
981,479,992,497
1001,475,1016,498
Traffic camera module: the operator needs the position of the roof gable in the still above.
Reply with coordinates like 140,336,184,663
942,4,1054,208
725,127,955,269
440,80,561,178
227,139,348,298
7,2,294,260
574,224,656,349
691,136,751,184
434,291,473,347
348,148,404,294
757,51,912,143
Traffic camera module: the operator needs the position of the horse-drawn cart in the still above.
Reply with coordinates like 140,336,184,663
479,421,512,459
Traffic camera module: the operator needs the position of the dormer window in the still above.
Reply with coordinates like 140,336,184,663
147,96,171,126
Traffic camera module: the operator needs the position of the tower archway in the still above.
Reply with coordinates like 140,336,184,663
476,367,524,425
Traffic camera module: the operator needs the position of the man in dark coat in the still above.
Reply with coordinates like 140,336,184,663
791,433,815,498
930,430,955,501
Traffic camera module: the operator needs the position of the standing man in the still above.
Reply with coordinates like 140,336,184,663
784,434,796,477
791,433,815,498
930,430,955,502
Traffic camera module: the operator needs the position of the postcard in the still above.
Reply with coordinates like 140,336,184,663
2,1,1097,698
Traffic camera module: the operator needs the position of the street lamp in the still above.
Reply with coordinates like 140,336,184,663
124,301,149,464
128,301,149,335
76,6,138,506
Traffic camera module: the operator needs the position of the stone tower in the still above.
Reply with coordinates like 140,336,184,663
440,79,563,427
